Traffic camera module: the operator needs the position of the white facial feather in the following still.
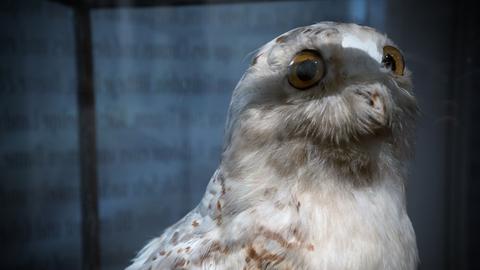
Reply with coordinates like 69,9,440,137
341,33,382,62
127,22,418,270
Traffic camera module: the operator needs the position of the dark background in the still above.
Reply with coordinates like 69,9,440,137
0,0,478,269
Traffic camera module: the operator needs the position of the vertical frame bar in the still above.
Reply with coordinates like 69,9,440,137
446,0,475,269
445,0,474,268
74,6,101,270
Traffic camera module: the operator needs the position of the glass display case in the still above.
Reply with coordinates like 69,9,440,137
1,0,478,269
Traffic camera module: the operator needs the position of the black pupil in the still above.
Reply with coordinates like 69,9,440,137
382,54,396,71
296,60,318,81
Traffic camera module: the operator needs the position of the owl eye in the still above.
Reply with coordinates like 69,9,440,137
382,45,405,76
288,50,326,90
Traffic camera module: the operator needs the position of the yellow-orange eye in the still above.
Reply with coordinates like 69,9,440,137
287,50,325,90
382,45,405,76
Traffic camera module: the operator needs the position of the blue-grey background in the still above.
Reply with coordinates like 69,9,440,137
1,0,477,269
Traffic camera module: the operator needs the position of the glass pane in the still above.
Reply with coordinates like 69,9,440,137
0,0,459,269
0,1,81,269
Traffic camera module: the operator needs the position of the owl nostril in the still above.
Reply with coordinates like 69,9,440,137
354,88,384,111
369,91,386,114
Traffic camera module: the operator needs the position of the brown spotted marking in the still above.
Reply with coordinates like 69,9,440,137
247,246,259,260
173,257,186,268
246,246,285,269
195,241,232,266
215,215,223,226
209,241,222,253
170,232,179,245
219,173,227,195
292,227,304,240
251,54,261,66
307,244,315,251
276,35,287,43
259,226,296,249
215,200,223,225
192,220,199,227
159,251,166,256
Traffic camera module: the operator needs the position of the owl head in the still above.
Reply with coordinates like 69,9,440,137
223,22,417,177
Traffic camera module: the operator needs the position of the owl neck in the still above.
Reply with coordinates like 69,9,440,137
221,131,406,187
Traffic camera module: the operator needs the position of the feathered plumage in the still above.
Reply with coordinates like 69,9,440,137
126,22,419,270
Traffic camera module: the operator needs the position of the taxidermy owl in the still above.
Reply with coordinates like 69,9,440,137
126,22,419,270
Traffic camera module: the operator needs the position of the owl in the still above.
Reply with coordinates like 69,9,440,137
126,22,419,270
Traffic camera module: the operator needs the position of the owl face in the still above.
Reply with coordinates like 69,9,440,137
225,22,417,154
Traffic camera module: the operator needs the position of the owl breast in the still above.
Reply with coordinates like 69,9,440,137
211,169,418,270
